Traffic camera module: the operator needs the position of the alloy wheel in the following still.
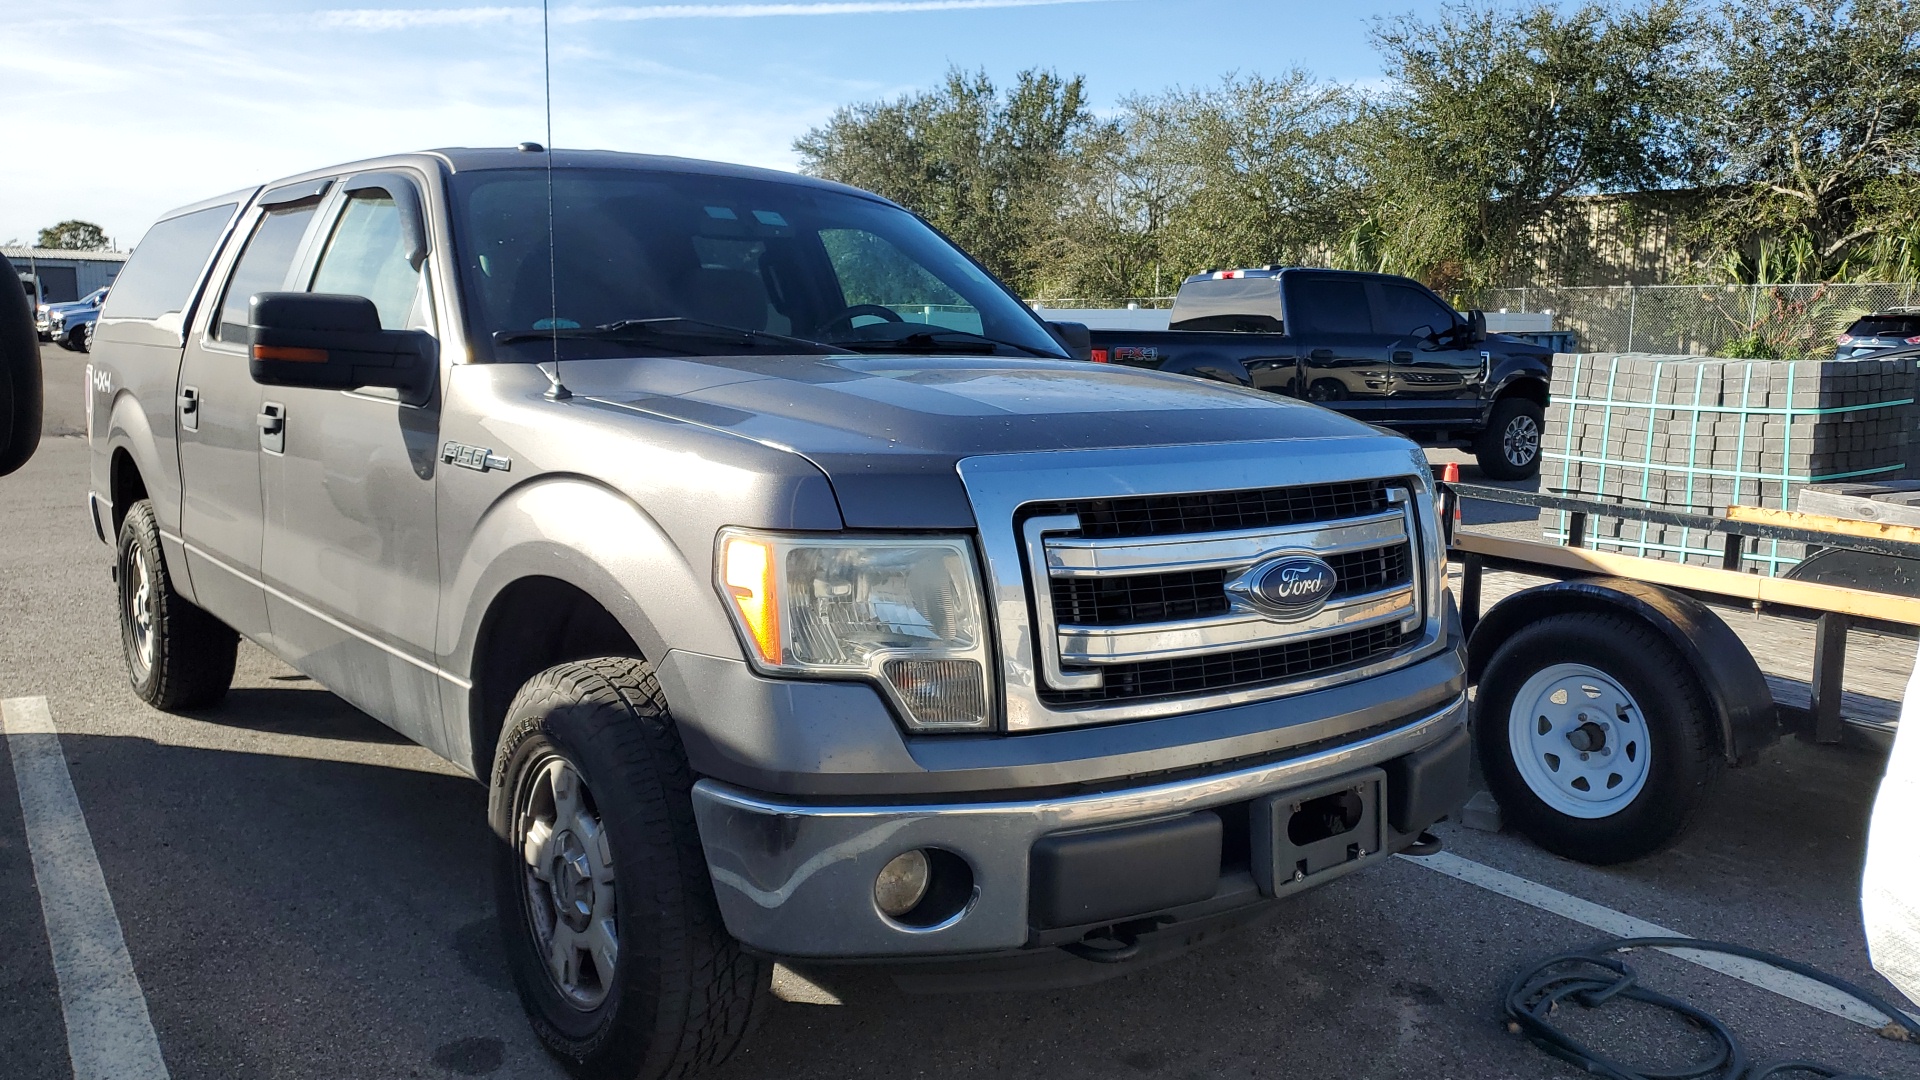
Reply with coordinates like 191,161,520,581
517,755,620,1010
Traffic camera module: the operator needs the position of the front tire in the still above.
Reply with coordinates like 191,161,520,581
1474,612,1721,864
1474,397,1544,480
490,657,768,1080
117,500,237,709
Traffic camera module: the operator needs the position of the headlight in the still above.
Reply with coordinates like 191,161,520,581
717,529,993,732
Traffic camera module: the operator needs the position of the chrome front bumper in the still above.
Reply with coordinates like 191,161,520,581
690,692,1467,959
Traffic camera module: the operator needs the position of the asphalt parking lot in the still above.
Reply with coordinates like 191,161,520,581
3,350,1917,1079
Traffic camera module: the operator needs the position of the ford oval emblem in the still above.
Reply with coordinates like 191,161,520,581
1229,553,1338,621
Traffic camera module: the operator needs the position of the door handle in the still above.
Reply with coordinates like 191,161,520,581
177,386,200,432
258,402,286,454
1392,351,1413,363
1309,349,1334,361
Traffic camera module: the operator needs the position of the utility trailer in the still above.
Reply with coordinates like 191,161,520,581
1441,481,1920,865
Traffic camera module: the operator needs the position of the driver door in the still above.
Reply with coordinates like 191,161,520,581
1375,280,1485,427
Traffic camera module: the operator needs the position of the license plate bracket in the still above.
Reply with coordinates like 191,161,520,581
1252,767,1387,898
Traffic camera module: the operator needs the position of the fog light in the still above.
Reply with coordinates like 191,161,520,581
874,850,932,918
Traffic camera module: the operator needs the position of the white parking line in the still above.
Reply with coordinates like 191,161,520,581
1401,849,1918,1030
3,696,169,1080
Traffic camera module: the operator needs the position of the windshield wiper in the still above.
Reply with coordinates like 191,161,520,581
495,317,839,353
829,328,1057,357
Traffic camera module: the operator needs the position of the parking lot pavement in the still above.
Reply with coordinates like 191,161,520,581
2,432,1916,1079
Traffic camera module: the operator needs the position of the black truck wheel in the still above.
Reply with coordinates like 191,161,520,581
1474,397,1544,480
1474,611,1721,864
117,500,238,709
490,657,768,1080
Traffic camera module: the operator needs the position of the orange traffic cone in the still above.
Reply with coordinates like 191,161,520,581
1441,461,1461,521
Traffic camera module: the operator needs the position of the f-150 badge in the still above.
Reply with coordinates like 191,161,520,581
442,442,511,473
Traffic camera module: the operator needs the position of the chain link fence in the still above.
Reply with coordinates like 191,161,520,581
1476,283,1920,358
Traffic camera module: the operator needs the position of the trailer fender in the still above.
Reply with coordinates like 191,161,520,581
1467,577,1778,765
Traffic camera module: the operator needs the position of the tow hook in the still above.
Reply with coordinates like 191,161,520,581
1064,916,1172,964
1403,830,1444,857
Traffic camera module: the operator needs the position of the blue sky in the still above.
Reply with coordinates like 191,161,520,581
4,0,1450,246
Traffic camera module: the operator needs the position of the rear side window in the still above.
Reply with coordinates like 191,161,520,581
310,192,427,330
1288,277,1371,335
1376,283,1456,337
1846,315,1920,338
1170,278,1284,332
99,204,236,322
215,203,319,342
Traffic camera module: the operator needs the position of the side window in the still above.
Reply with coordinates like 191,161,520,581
310,191,428,331
1289,277,1371,335
1377,284,1456,337
819,228,982,335
100,203,236,322
215,203,319,342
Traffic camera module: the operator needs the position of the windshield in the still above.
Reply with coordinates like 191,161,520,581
449,167,1066,361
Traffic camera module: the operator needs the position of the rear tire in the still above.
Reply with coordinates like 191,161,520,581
1474,397,1544,480
116,500,237,709
1474,611,1720,864
490,657,768,1080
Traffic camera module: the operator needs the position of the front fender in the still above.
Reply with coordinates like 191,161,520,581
1467,577,1778,764
441,475,740,680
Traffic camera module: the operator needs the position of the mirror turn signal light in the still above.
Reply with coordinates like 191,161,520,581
722,535,780,665
252,344,329,363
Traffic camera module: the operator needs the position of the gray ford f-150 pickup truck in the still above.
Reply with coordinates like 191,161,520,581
86,148,1468,1079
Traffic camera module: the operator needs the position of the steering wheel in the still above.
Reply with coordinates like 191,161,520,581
817,304,904,337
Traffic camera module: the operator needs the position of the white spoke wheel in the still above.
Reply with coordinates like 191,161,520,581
489,657,768,1080
1507,664,1649,818
1474,611,1721,865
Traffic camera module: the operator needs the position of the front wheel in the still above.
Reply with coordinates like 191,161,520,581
1474,397,1544,480
1474,611,1721,864
490,657,767,1080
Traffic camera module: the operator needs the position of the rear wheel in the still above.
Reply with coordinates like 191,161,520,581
116,500,237,709
490,657,767,1080
1474,397,1544,479
1474,611,1720,864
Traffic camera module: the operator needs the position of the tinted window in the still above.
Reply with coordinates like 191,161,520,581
1846,315,1920,338
1289,277,1371,335
98,203,235,321
450,168,1063,360
1169,277,1284,332
215,203,318,342
1377,284,1456,337
310,192,427,330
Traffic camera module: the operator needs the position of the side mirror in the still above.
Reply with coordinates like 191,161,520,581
248,292,433,398
1047,320,1092,360
1466,309,1488,343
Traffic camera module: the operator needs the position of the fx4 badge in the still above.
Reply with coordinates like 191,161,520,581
442,442,511,473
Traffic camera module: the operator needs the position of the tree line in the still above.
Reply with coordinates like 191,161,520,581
794,0,1920,301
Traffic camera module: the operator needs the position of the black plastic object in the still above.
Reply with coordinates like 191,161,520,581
247,291,433,397
1506,936,1920,1080
1252,767,1386,897
0,253,43,477
1047,320,1092,360
1029,811,1221,929
1382,722,1470,834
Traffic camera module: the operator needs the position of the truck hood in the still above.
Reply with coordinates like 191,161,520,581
569,352,1397,527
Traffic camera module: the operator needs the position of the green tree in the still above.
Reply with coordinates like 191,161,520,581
37,220,110,251
1361,1,1700,291
1699,0,1920,280
794,68,1091,296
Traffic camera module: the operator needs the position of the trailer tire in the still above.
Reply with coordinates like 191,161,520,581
1475,610,1721,864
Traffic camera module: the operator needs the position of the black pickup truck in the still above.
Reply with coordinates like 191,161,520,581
1087,267,1552,478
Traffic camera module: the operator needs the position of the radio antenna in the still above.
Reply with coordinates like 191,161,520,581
540,0,570,400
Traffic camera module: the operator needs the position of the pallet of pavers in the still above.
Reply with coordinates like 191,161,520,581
1540,352,1920,574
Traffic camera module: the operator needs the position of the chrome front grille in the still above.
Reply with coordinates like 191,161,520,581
955,440,1447,732
1021,484,1424,707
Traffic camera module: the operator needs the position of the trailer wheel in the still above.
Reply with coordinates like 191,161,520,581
1475,611,1721,864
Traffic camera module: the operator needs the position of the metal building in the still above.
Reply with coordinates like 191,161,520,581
5,246,128,304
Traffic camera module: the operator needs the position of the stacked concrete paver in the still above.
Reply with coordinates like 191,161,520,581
1540,353,1920,573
